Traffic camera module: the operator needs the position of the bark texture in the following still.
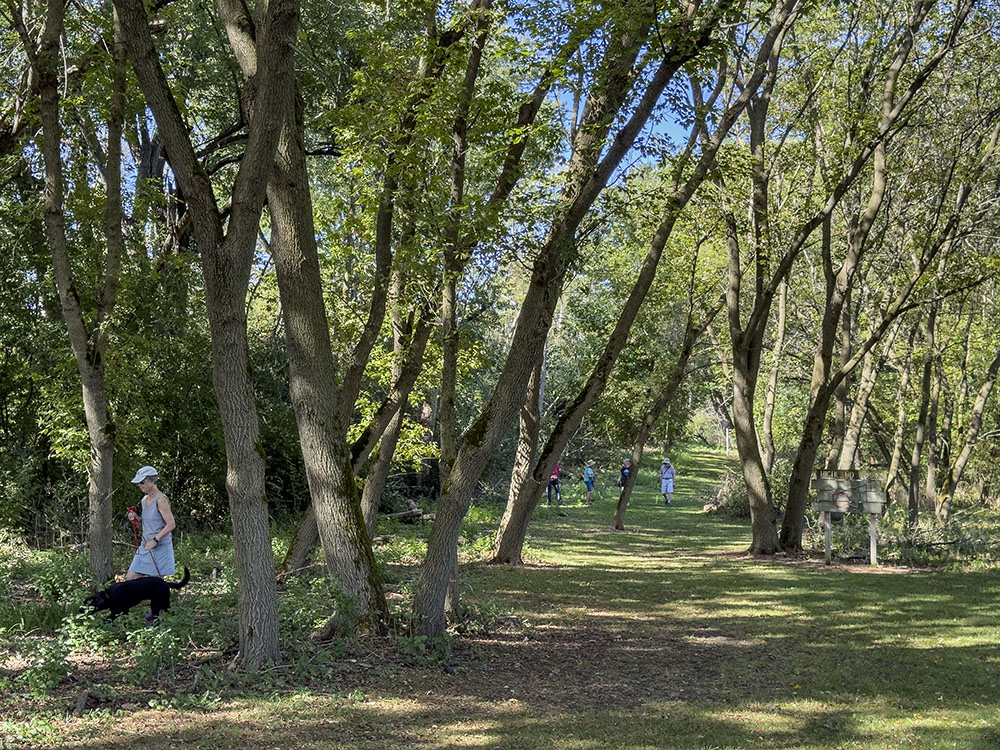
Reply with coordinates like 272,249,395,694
29,0,126,584
115,0,298,666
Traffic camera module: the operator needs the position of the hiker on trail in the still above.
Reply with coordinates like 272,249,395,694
617,459,630,489
125,466,176,580
659,458,676,506
547,463,563,505
581,461,596,504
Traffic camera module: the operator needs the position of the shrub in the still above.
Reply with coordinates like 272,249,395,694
707,469,751,519
18,639,69,696
124,614,186,682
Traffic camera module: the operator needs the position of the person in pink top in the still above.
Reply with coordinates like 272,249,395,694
546,463,563,505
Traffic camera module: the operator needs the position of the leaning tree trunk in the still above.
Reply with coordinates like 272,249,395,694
266,87,388,629
943,344,1000,514
491,358,544,564
415,255,563,635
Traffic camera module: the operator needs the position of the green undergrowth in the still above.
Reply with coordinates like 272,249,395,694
3,448,1000,749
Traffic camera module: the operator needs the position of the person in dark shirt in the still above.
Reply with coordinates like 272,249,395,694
617,459,630,489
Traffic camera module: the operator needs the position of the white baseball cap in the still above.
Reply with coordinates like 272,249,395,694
131,465,159,483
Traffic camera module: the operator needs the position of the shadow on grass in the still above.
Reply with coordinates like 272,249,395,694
52,679,1000,750
11,448,1000,750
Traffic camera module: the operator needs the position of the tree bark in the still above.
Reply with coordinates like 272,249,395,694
943,345,1000,514
29,0,126,584
491,357,543,564
267,99,388,628
762,277,788,475
115,0,298,666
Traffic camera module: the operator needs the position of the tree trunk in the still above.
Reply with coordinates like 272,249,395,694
282,505,317,576
31,0,125,584
909,307,936,527
360,409,406,538
266,90,388,628
491,358,543,564
439,267,460,491
279,312,433,576
115,0,299,666
838,317,900,470
781,385,835,551
733,353,781,553
886,322,919,491
837,347,876,470
943,345,1000,514
824,289,852,468
762,277,788,475
360,273,414,538
925,361,943,514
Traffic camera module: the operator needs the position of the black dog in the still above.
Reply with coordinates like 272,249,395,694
83,568,190,621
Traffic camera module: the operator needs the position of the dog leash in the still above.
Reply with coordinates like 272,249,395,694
126,504,163,577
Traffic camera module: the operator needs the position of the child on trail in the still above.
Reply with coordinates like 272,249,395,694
581,461,596,504
547,463,563,505
617,459,630,489
659,458,676,505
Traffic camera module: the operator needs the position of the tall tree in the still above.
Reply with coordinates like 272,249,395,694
414,0,750,634
493,0,803,562
114,0,299,666
13,0,127,583
215,0,388,632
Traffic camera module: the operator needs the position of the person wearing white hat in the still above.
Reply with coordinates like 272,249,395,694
659,458,676,506
125,466,177,581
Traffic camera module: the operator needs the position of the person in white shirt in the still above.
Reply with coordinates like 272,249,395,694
659,458,676,506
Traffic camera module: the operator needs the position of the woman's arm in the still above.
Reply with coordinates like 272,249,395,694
155,495,176,538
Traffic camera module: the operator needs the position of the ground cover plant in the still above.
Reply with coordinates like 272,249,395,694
2,449,999,749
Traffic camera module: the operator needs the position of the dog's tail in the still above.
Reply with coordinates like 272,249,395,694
166,567,190,589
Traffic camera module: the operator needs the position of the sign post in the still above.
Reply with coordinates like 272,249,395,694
810,469,886,565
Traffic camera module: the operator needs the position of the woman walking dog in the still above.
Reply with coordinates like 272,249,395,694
126,466,176,580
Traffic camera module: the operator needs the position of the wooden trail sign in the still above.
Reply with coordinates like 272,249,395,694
810,469,886,566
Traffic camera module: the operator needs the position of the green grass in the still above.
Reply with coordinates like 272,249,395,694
2,448,999,749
